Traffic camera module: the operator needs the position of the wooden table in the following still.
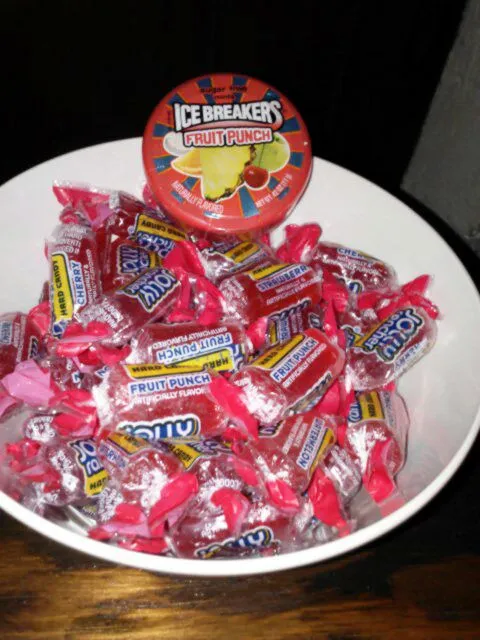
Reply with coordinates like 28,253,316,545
1,433,479,640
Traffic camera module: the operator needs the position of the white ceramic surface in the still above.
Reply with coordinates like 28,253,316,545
0,138,479,577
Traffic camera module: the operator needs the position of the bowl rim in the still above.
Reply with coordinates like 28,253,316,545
0,138,479,577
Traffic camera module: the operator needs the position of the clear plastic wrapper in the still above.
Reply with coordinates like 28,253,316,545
219,262,322,326
48,223,102,337
93,362,232,441
224,328,345,426
233,410,337,512
344,389,409,507
129,320,250,373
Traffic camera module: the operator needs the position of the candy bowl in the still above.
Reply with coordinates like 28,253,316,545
0,138,479,577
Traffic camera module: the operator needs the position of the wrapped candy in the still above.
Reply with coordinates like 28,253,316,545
93,362,232,441
346,305,437,390
105,207,188,259
310,242,397,294
344,390,409,506
221,328,344,426
89,431,198,545
248,302,323,351
6,435,109,513
48,223,102,337
101,236,160,291
198,235,277,283
170,495,310,559
307,444,360,534
219,262,322,326
75,267,181,348
234,411,337,512
129,321,250,373
0,313,42,379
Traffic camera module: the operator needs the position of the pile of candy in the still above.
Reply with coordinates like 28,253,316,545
0,182,439,559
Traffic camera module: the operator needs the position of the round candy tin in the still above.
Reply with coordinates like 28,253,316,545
143,74,312,234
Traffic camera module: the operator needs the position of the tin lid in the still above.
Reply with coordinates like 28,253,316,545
142,74,312,234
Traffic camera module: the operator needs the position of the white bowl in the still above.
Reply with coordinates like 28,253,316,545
0,138,479,577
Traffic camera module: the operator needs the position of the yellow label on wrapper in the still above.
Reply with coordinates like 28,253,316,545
251,333,304,370
51,252,74,322
125,362,205,379
358,391,385,421
69,439,108,497
224,241,261,265
106,431,150,455
134,214,187,242
247,262,289,281
167,442,203,470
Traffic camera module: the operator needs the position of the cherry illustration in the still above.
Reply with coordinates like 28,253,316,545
243,165,269,189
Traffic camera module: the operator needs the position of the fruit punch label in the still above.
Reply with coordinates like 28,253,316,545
143,74,312,234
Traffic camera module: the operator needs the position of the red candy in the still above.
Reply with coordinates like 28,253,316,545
101,236,160,291
344,390,409,506
77,267,180,347
93,362,230,441
310,242,397,294
228,328,344,425
235,410,337,512
0,313,42,379
220,262,322,326
48,223,102,338
129,321,250,373
198,235,277,283
171,496,308,559
346,306,437,390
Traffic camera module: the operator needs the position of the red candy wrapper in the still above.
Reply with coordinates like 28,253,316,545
220,262,322,326
48,223,102,338
346,306,437,390
0,313,42,379
7,435,109,513
101,236,160,291
129,321,249,373
170,496,309,559
276,223,322,264
167,439,257,534
249,302,323,351
345,389,409,507
106,207,188,260
76,267,180,347
235,411,337,513
310,242,397,294
228,328,345,426
91,431,197,542
198,235,277,283
307,444,361,534
93,362,230,441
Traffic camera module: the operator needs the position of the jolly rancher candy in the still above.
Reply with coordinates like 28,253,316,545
77,266,181,347
234,410,337,513
129,320,250,373
0,313,42,379
346,305,437,390
219,262,322,326
93,362,231,442
310,242,397,294
218,328,344,427
100,235,161,291
48,223,102,337
344,389,409,506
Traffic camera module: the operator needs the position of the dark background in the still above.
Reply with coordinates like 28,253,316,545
2,2,480,627
0,0,467,191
